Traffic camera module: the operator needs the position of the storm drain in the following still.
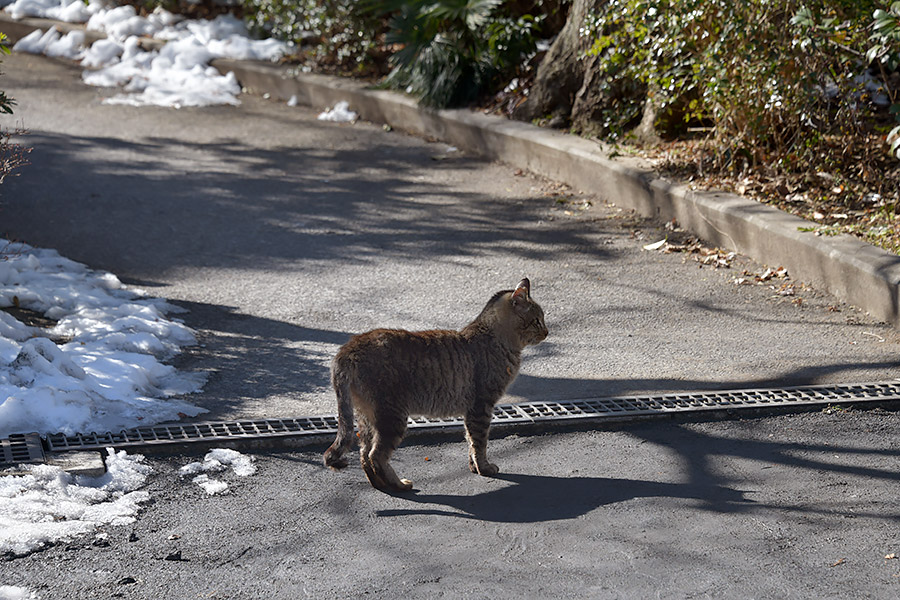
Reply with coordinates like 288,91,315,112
1,433,45,466
30,380,900,456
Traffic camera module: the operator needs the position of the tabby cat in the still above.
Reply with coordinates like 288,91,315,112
323,278,548,492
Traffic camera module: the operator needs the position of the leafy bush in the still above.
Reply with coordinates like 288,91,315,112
365,0,541,108
868,2,900,157
236,0,545,103
242,0,388,76
0,33,15,116
0,32,28,187
582,0,890,175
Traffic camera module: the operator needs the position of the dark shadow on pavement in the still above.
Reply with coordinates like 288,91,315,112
510,360,900,400
377,413,900,524
164,298,350,419
376,472,755,522
631,422,900,523
2,132,614,278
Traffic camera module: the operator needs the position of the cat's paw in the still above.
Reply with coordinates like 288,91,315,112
397,478,414,491
326,457,349,470
479,463,500,477
470,461,499,477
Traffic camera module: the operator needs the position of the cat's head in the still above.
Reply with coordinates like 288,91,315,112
510,278,548,346
483,278,548,347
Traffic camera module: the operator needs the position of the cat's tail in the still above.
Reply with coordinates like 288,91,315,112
323,368,355,471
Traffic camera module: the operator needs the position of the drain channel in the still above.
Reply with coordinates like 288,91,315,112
33,380,900,455
1,433,45,466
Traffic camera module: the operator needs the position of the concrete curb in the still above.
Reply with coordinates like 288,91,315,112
3,13,899,326
218,58,900,328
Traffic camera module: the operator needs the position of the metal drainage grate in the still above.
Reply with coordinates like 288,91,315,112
45,416,339,452
0,433,45,466
38,380,900,454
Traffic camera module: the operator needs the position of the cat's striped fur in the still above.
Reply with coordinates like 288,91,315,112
323,278,548,492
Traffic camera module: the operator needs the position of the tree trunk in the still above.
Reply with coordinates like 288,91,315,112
512,0,598,126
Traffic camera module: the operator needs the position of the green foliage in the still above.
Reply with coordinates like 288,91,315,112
0,32,26,188
868,1,900,70
365,0,541,108
0,33,15,116
583,0,700,137
583,0,890,171
867,2,900,158
241,0,386,75
237,0,542,105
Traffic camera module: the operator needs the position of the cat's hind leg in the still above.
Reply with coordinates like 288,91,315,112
357,416,379,485
366,418,413,492
465,405,499,477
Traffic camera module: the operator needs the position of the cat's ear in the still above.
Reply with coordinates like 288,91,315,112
512,278,531,302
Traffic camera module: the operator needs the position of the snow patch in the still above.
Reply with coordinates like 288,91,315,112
317,101,358,123
5,0,97,23
0,239,206,438
0,449,151,557
12,26,85,60
179,448,257,495
0,586,39,600
6,1,290,108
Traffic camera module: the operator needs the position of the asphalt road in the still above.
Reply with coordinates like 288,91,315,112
1,52,900,599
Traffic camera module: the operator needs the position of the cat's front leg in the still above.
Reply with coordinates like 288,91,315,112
464,407,499,477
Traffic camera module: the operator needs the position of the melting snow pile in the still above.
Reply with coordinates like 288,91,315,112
0,449,151,556
0,239,206,438
6,0,290,107
0,587,38,600
4,0,92,22
317,100,358,123
179,448,256,495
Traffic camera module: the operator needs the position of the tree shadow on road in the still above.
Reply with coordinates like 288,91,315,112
509,359,900,401
2,131,614,277
161,297,349,420
628,419,900,523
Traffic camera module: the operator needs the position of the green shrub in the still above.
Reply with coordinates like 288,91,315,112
365,0,541,108
0,32,28,187
242,0,387,76
867,2,900,157
0,33,15,116
237,0,544,104
583,0,888,174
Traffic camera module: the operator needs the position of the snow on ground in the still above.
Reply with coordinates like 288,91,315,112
317,100,358,123
6,0,290,107
4,0,91,22
0,448,151,557
0,241,260,565
0,239,207,438
178,448,257,495
0,586,39,600
1,446,259,565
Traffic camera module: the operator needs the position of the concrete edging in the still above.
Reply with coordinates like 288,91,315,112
214,58,900,328
2,11,898,326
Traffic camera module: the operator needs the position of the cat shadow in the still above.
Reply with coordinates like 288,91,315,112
376,472,754,523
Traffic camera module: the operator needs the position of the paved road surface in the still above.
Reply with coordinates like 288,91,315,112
1,52,899,599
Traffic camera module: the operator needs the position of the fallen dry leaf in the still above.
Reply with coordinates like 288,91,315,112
643,239,667,251
758,266,789,282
